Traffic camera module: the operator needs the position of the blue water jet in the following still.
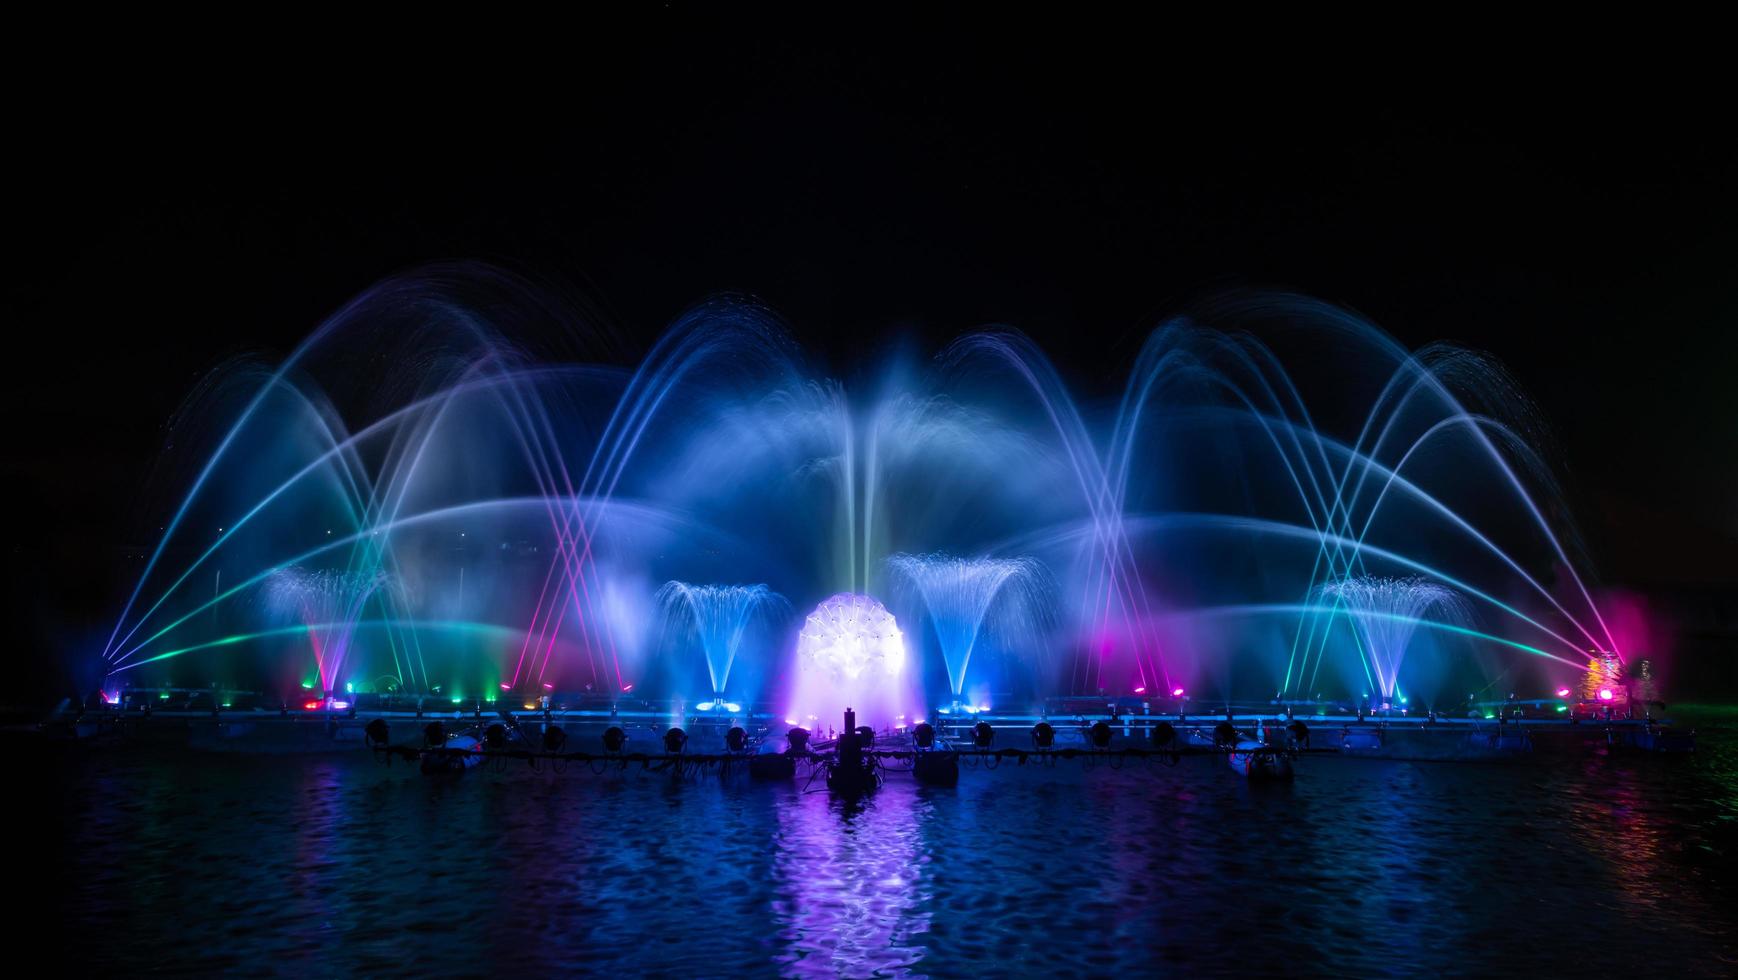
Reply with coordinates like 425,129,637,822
887,553,1048,697
655,583,786,696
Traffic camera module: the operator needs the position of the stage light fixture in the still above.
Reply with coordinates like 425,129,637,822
1151,721,1176,748
1031,722,1055,748
913,722,936,748
1089,720,1112,748
602,726,627,753
663,727,689,753
542,725,567,753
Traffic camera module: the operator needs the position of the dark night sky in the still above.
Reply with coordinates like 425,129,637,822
5,20,1736,693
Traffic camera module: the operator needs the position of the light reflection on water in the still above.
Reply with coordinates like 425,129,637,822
27,730,1738,977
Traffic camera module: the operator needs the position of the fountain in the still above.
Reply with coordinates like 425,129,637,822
80,267,1647,731
1314,576,1473,704
654,582,784,705
786,593,914,732
886,553,1047,701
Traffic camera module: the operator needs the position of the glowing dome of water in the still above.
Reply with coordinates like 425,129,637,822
85,267,1640,716
797,593,906,681
789,593,911,729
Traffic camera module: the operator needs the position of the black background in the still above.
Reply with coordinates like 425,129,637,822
6,16,1735,698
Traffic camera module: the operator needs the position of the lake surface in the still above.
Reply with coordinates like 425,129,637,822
23,717,1738,977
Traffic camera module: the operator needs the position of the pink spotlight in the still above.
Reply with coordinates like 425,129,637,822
542,683,554,690
1556,688,1572,698
499,683,511,691
621,684,634,692
1133,686,1147,694
1171,687,1186,698
1598,688,1615,701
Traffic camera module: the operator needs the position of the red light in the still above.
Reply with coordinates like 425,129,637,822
1598,688,1615,701
303,700,323,711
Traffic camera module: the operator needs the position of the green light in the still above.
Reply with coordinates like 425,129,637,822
158,692,170,699
345,682,354,693
1484,713,1495,719
451,697,462,704
300,681,314,690
1556,705,1568,712
220,702,232,708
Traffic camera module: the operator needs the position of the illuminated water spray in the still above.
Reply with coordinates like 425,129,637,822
1318,576,1472,700
787,593,913,729
87,273,1629,709
656,582,785,696
266,568,401,693
888,553,1047,696
797,593,905,680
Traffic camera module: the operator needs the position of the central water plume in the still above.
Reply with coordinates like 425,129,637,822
655,583,785,696
887,553,1048,696
265,568,403,693
1317,576,1472,700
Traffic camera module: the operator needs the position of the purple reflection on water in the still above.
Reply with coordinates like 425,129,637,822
770,784,932,976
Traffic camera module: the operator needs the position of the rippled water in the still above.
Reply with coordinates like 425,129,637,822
23,722,1738,977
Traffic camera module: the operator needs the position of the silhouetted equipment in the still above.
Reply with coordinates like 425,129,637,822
912,722,936,749
750,752,797,780
423,721,447,748
914,750,960,786
542,724,567,753
663,727,689,753
364,718,390,748
1031,722,1056,748
725,726,748,752
1089,720,1113,748
602,726,627,753
1213,721,1238,747
972,721,995,748
827,708,878,796
1150,721,1176,748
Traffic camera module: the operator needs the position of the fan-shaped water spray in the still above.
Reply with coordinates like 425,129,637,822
886,553,1047,697
264,568,404,693
655,582,785,697
1316,576,1474,700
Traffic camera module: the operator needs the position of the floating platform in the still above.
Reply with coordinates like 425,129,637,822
34,701,1696,765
